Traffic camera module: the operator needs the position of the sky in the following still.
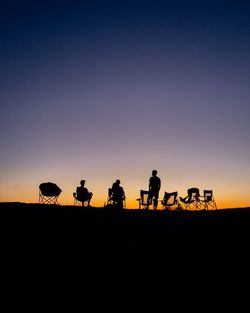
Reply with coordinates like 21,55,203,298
0,0,250,209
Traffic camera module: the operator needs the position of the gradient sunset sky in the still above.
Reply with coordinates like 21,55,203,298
1,0,249,208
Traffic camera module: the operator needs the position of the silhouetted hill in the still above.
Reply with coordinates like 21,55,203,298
1,202,250,307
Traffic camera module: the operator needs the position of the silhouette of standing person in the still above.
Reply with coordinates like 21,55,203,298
111,179,126,209
75,180,93,207
149,170,161,210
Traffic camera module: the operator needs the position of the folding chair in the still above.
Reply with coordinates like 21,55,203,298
106,188,126,209
39,182,62,205
107,188,114,206
73,192,89,207
136,190,153,210
161,191,181,210
179,187,201,210
200,190,217,210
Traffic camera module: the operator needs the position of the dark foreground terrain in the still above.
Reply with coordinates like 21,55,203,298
1,202,250,308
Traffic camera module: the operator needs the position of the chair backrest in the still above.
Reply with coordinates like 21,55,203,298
108,188,113,198
140,190,152,205
203,190,213,202
39,182,61,197
163,191,178,206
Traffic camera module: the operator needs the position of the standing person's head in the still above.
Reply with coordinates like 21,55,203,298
80,180,85,187
116,179,120,185
152,170,157,176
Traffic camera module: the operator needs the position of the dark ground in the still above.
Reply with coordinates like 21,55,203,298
1,202,250,309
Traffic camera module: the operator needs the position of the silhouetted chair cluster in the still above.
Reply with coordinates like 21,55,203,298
179,188,217,210
137,190,181,210
137,187,217,211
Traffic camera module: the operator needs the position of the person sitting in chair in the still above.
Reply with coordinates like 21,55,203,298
111,179,125,209
75,180,93,207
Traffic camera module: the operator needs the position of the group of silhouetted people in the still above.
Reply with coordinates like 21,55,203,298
73,169,161,209
74,178,126,209
41,169,208,210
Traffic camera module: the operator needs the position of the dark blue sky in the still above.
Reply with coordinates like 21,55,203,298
1,0,250,207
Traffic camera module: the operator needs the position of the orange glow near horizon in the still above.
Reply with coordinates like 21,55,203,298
0,181,249,210
1,2,250,214
1,153,250,209
0,163,250,209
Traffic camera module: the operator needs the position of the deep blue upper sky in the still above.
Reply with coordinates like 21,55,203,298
1,0,250,207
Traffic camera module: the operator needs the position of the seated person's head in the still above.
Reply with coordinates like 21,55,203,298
80,180,85,187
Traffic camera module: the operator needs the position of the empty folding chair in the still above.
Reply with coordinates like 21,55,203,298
136,190,153,210
39,182,62,205
200,189,217,210
179,187,201,210
161,191,181,210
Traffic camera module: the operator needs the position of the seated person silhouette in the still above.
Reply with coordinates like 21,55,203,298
179,187,200,203
111,179,125,209
75,180,93,207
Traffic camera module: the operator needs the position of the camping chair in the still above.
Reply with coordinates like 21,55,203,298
179,187,201,210
161,191,181,210
73,192,89,206
200,190,217,210
107,188,114,206
73,187,93,207
136,190,153,210
106,188,126,209
39,182,62,205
